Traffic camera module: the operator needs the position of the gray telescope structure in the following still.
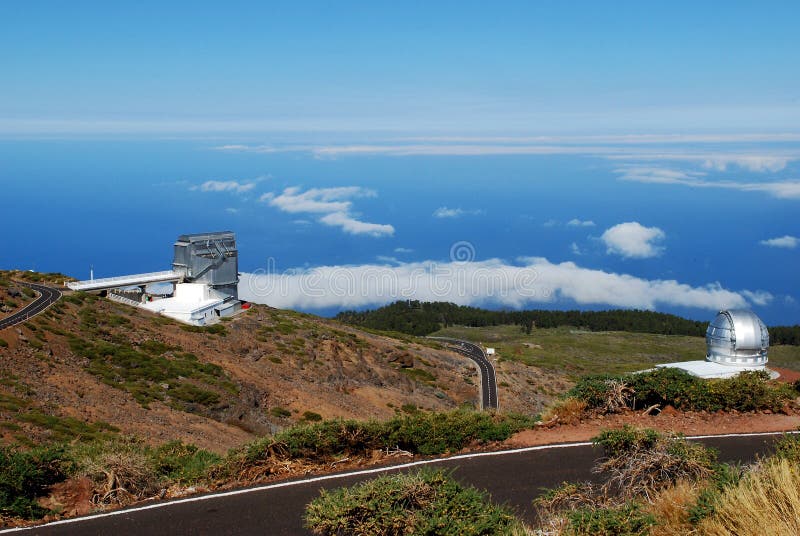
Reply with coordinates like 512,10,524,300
172,231,238,300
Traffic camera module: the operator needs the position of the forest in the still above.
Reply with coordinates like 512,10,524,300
335,301,800,345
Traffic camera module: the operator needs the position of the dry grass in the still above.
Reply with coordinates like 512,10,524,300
600,379,634,413
540,398,588,425
596,433,715,501
646,480,702,536
75,439,161,506
700,458,800,536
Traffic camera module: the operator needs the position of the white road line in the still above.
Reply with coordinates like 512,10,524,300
3,429,797,533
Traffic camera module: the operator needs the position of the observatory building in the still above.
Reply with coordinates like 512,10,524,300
67,231,242,326
656,309,772,379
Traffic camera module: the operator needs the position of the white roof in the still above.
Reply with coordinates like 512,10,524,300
656,360,766,379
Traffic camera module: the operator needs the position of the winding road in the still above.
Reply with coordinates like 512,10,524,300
6,432,790,535
429,337,498,410
0,281,62,331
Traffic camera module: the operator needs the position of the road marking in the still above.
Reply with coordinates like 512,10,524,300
4,429,798,533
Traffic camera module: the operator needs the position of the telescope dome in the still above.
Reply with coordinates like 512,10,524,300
706,309,769,366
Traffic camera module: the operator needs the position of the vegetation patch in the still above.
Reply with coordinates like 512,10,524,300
304,469,525,536
67,336,232,409
226,410,536,482
16,411,119,443
566,368,794,415
0,445,67,519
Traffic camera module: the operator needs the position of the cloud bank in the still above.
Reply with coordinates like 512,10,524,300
601,222,666,259
239,257,769,312
616,166,800,200
262,186,394,237
760,235,799,249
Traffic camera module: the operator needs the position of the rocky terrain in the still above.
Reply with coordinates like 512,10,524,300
0,271,558,452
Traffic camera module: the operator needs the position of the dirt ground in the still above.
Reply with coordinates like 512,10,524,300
505,408,800,448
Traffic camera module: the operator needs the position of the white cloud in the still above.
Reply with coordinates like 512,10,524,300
192,180,256,194
699,155,790,173
239,257,769,312
567,218,596,227
264,186,371,214
433,207,465,218
601,222,666,259
225,207,239,214
570,242,582,255
542,219,558,228
319,211,395,237
616,166,800,200
760,235,799,249
394,247,414,254
432,207,484,218
262,186,393,237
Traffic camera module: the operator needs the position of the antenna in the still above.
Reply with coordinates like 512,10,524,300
90,264,94,281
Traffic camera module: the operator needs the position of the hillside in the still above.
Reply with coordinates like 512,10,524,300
0,271,557,453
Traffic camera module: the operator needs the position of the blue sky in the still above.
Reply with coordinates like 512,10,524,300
1,3,798,325
2,1,799,135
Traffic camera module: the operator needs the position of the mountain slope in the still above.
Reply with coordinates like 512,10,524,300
0,272,554,452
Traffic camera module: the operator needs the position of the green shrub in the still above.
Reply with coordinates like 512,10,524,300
593,426,660,457
304,469,525,535
687,463,746,524
772,432,800,462
152,441,220,483
0,445,67,519
565,502,655,536
168,383,220,407
0,338,7,348
301,411,323,422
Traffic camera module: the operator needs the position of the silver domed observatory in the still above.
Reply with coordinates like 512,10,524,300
655,309,774,379
706,309,769,366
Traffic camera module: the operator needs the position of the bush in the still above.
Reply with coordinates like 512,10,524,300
593,427,716,499
773,432,800,462
687,463,745,524
570,368,791,414
152,441,220,483
74,437,161,506
565,502,655,536
301,411,323,422
0,338,7,348
540,397,589,425
304,469,526,535
0,445,67,519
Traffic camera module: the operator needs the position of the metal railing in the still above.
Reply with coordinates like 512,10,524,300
67,270,181,291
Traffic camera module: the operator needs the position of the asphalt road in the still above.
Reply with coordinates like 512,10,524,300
0,281,62,331
430,337,498,410
15,433,785,536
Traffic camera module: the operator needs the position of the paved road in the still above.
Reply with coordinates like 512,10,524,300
0,281,62,331
430,337,498,410
13,433,787,536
